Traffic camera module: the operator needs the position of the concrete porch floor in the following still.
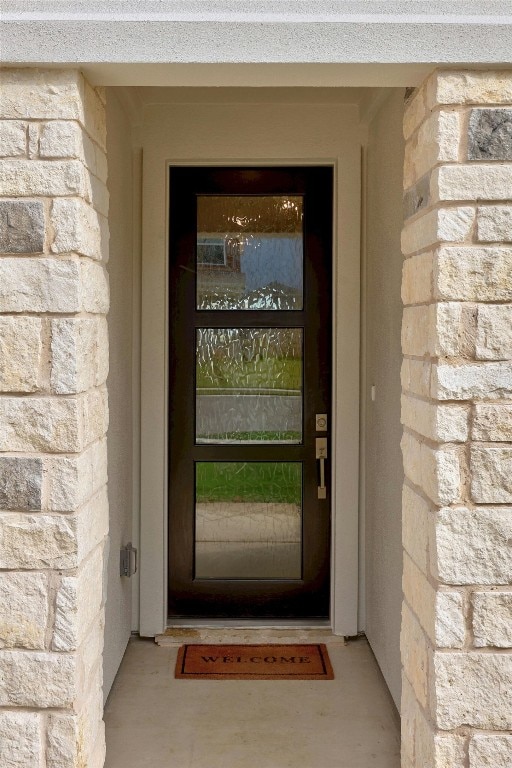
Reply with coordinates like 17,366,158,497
104,633,400,768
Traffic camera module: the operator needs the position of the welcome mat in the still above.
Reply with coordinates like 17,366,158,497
175,644,334,680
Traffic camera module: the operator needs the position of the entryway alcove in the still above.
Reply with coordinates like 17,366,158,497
103,83,405,767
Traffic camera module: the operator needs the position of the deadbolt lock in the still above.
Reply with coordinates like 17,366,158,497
316,413,328,431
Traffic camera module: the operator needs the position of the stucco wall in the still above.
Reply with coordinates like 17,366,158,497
103,90,134,699
138,91,362,635
364,89,405,709
4,1,511,85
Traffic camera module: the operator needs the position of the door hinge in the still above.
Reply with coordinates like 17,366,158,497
120,543,138,577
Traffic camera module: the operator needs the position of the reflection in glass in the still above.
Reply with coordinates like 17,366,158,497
196,328,302,444
195,462,302,579
197,196,303,310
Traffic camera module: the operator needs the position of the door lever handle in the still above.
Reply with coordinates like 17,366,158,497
315,437,328,499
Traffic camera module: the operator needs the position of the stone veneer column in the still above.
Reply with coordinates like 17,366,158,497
401,71,512,767
0,70,109,767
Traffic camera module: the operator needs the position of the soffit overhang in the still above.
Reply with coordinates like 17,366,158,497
2,1,512,87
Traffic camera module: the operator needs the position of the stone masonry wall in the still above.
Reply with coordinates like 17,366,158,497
401,71,512,767
0,70,109,767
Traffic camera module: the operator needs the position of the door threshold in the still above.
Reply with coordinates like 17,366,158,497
156,621,344,647
166,619,331,628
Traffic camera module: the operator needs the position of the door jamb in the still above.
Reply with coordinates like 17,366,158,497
139,158,360,636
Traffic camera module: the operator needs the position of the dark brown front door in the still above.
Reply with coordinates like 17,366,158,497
168,167,332,619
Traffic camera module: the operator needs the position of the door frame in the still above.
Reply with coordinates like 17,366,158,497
167,166,333,619
140,153,360,637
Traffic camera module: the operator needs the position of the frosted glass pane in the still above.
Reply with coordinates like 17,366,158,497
195,462,302,579
197,196,303,310
196,328,302,443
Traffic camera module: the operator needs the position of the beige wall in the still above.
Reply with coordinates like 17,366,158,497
138,91,362,635
363,89,405,708
104,90,135,698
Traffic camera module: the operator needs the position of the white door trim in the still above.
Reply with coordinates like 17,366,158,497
139,102,361,636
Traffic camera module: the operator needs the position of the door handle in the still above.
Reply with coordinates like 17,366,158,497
316,437,328,499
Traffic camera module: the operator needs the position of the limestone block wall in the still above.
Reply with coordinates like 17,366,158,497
0,69,109,768
401,71,512,767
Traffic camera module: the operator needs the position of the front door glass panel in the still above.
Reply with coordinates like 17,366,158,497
195,462,302,579
169,167,332,619
196,327,303,444
196,196,304,310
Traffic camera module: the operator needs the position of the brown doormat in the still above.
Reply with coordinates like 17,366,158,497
175,644,334,680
